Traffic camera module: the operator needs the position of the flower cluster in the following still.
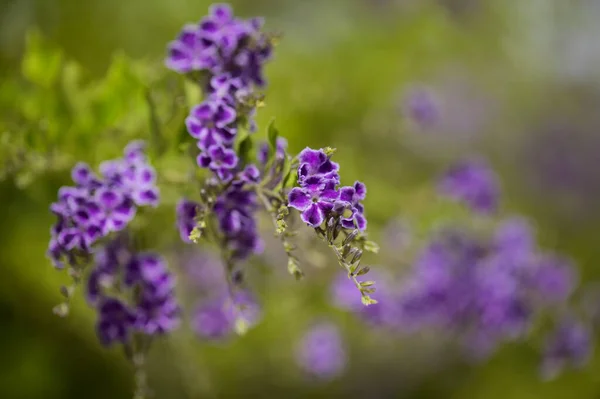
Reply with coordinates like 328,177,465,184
166,3,271,89
289,147,367,230
541,317,593,380
439,158,500,214
193,290,261,339
179,250,261,340
47,141,159,269
167,3,272,178
214,180,264,259
295,322,347,380
397,218,579,358
169,4,270,262
87,236,180,346
175,176,263,260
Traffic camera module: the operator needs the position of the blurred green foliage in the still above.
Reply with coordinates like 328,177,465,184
2,0,600,398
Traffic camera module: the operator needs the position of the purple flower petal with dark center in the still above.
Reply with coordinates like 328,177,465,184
288,188,312,210
133,187,160,207
353,181,367,200
210,3,233,22
214,103,236,128
339,187,355,203
296,322,347,380
96,188,123,210
299,148,325,169
301,203,325,227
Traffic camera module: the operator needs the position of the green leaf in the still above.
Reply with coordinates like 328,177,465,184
237,135,254,166
267,118,279,151
280,154,295,189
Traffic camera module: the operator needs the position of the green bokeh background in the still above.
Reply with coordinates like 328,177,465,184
2,0,600,397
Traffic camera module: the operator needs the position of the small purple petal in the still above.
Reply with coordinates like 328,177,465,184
301,203,325,227
96,188,123,210
288,188,311,211
197,153,212,168
353,181,367,200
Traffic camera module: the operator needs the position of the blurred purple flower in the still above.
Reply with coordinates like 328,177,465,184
403,87,440,128
165,3,272,90
397,221,579,360
192,290,261,340
86,237,180,346
176,199,201,243
296,322,347,380
541,317,593,380
439,158,500,214
47,141,159,269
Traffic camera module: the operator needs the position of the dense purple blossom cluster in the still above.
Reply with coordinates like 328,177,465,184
176,174,263,260
47,141,159,269
439,158,499,214
87,237,180,346
331,210,592,373
295,322,347,380
397,219,580,358
167,3,271,177
166,3,271,88
288,147,367,230
168,4,272,261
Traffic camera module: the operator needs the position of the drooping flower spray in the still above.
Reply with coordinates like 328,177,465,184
47,142,179,398
167,1,380,332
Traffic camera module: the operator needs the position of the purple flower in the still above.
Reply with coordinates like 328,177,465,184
165,3,272,90
181,250,227,295
96,298,136,346
288,147,369,232
296,322,347,380
176,199,201,243
297,147,340,183
403,87,440,128
192,290,261,340
95,188,136,233
186,100,237,151
86,237,180,346
213,183,263,260
541,318,592,380
47,141,160,269
288,176,338,227
193,299,235,339
529,255,577,304
493,217,536,263
337,181,367,231
197,144,239,181
257,137,288,165
397,220,581,361
165,24,217,73
439,158,500,214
